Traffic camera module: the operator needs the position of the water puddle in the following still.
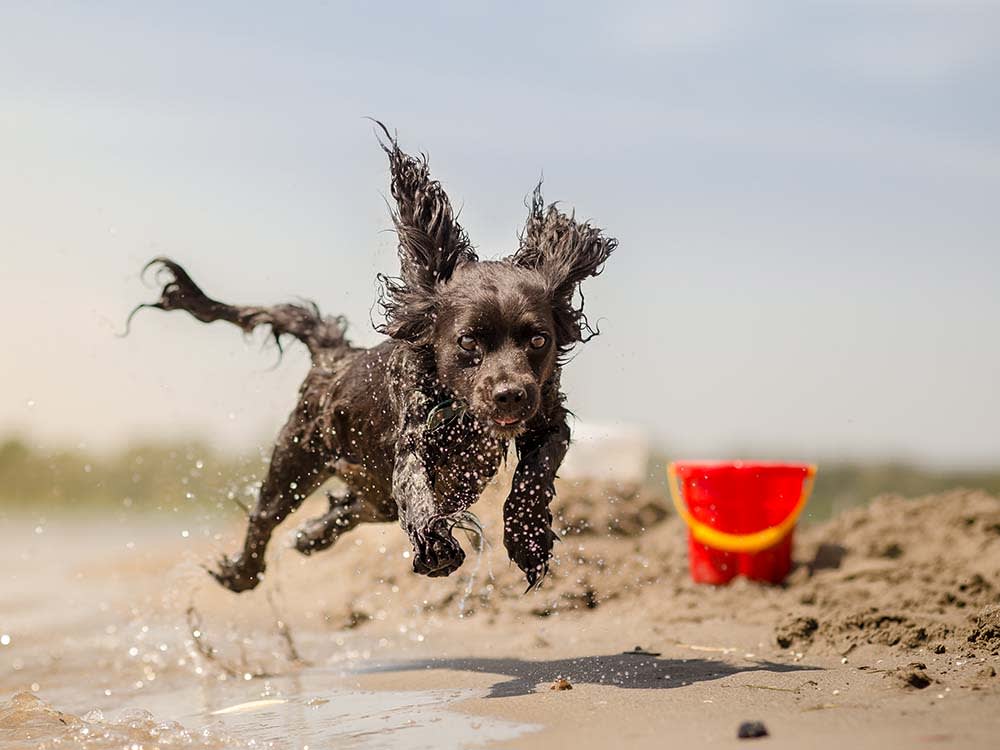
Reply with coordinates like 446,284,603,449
3,672,529,749
0,518,537,749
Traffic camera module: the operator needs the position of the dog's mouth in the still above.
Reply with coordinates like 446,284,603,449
487,414,528,437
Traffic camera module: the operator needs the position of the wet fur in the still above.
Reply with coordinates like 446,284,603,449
131,125,617,593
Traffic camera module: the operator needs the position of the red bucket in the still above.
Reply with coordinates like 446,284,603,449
667,461,817,585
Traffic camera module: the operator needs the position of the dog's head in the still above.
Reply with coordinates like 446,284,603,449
375,128,617,437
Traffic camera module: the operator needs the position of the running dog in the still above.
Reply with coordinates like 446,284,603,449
131,125,617,593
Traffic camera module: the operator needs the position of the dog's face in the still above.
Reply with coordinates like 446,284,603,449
433,262,558,437
375,134,616,435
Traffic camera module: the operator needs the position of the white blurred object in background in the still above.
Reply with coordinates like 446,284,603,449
560,422,651,484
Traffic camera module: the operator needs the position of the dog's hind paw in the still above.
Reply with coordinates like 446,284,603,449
208,554,264,593
292,525,338,556
291,502,359,556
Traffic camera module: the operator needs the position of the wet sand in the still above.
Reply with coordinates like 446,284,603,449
2,483,999,748
0,516,535,748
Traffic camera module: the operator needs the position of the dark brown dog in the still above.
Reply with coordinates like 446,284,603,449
131,126,617,593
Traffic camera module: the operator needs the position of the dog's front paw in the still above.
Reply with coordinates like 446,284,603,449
410,522,466,578
505,523,557,591
208,553,264,593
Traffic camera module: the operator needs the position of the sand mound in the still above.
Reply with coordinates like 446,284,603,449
304,478,688,626
284,483,999,681
779,491,1000,658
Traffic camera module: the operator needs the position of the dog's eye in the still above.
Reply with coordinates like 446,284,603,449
529,334,548,350
458,334,477,351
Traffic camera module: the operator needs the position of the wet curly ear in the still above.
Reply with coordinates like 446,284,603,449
510,183,618,350
373,122,478,344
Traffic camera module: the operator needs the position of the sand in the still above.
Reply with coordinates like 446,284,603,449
316,483,1000,747
2,482,999,748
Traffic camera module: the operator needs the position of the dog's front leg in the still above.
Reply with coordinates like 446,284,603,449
392,434,466,578
504,416,571,590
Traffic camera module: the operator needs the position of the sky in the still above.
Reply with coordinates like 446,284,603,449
1,1,998,468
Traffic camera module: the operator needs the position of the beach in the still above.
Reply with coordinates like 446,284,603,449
2,481,999,748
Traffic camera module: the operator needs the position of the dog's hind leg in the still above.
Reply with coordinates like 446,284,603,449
212,411,334,593
292,487,386,555
129,257,347,358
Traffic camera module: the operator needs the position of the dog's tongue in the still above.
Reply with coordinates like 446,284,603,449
493,416,520,426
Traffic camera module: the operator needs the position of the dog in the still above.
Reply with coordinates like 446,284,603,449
131,125,617,593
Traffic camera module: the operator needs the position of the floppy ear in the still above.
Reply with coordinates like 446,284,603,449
510,183,617,349
374,122,478,344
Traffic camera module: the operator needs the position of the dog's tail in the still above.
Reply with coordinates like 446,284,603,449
125,257,350,360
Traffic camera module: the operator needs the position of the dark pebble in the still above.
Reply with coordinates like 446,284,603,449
901,668,932,690
738,720,769,739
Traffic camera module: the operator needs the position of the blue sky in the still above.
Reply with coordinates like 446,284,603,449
2,1,998,467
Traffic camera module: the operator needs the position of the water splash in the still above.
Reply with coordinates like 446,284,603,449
448,511,494,618
0,692,257,749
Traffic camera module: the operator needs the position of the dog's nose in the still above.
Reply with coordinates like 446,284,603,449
493,384,527,407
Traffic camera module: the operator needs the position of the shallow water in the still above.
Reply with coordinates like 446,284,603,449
0,517,534,749
1,681,526,750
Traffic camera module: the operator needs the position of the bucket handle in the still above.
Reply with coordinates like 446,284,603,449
667,463,817,554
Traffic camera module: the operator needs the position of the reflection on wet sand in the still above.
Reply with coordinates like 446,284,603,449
1,680,533,750
0,518,536,749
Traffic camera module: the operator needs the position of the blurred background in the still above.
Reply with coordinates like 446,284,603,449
2,1,999,520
